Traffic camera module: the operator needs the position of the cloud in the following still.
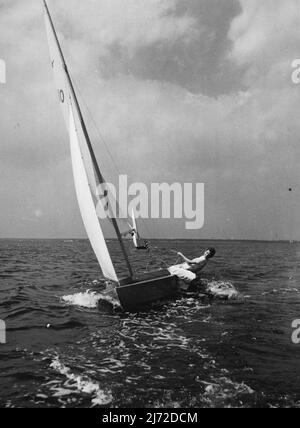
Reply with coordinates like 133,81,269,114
228,0,300,85
229,0,300,64
51,0,198,55
226,0,300,152
47,0,199,77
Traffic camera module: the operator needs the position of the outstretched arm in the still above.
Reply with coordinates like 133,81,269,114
178,253,206,266
177,252,193,263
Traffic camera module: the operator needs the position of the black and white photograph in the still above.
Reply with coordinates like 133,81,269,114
0,0,300,410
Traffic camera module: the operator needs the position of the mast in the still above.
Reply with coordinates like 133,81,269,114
43,0,133,279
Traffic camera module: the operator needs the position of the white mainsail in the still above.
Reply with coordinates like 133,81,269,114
69,104,118,282
44,1,123,283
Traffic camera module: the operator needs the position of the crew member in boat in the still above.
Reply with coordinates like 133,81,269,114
168,248,216,284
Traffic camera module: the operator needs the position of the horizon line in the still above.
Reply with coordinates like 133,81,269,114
0,238,298,244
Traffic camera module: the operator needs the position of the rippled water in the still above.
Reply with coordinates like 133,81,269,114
0,239,300,408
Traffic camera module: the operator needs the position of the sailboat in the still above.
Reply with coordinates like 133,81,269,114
43,1,179,311
129,209,149,250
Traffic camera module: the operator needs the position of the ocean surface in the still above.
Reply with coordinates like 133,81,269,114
0,239,300,408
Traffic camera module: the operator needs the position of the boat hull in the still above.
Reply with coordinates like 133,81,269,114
116,270,180,311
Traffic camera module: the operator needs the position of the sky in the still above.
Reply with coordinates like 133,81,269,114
0,0,299,240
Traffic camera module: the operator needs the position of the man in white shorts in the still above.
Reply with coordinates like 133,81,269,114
168,248,216,284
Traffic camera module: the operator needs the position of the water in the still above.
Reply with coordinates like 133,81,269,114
0,239,300,408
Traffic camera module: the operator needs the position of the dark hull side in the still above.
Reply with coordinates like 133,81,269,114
116,270,180,311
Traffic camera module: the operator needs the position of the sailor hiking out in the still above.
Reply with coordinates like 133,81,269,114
168,248,216,284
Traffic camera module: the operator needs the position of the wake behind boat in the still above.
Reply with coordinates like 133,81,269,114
43,1,180,311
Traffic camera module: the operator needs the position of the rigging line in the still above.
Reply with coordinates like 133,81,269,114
74,86,174,250
145,242,177,268
72,77,155,241
72,79,134,226
72,79,122,177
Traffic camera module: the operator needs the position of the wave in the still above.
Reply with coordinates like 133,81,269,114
201,376,255,408
262,287,300,296
205,281,240,300
50,356,112,406
61,290,121,309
